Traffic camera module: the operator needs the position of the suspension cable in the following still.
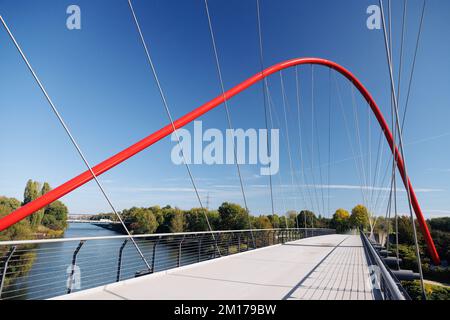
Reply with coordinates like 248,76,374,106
386,0,398,263
327,68,332,217
255,0,276,218
265,86,289,228
295,67,317,227
0,15,151,270
368,85,372,215
401,0,427,132
372,153,394,215
333,73,368,210
203,0,256,245
370,131,384,213
351,85,370,209
126,0,220,256
312,66,327,219
280,71,301,228
393,0,408,271
280,71,309,219
310,66,323,221
397,0,408,107
379,0,426,299
385,173,394,251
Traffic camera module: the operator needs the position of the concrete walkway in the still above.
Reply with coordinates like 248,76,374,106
54,234,374,300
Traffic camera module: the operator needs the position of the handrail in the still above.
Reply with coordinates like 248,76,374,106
0,57,439,265
360,231,408,300
0,228,335,300
0,228,331,246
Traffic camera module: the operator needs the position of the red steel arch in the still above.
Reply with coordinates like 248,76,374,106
0,57,440,264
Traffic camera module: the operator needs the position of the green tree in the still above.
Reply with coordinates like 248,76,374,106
41,182,51,195
42,200,68,231
267,214,281,228
298,210,316,228
253,215,273,229
350,205,369,230
185,208,212,231
23,180,42,228
315,215,331,228
149,206,164,225
397,216,415,244
122,207,158,234
0,196,33,241
373,216,390,234
0,196,37,287
206,210,221,230
430,230,450,263
23,179,40,205
168,208,185,233
428,217,450,233
218,202,248,230
286,211,298,228
331,208,350,233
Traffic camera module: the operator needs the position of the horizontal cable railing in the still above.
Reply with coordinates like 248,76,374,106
360,231,410,300
0,228,334,300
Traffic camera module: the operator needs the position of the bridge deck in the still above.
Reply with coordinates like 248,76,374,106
55,234,374,300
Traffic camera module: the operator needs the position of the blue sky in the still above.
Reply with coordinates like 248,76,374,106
1,0,450,218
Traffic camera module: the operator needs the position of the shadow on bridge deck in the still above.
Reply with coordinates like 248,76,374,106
53,234,374,300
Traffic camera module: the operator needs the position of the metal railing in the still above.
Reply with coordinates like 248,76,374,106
0,228,334,300
360,231,410,300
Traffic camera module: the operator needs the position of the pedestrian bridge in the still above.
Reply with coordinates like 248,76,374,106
0,228,414,300
54,234,384,300
66,219,119,225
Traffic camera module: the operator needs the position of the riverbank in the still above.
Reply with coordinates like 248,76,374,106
32,225,65,239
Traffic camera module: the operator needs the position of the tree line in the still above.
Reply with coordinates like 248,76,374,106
91,202,372,235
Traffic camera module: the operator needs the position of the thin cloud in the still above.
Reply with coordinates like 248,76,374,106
109,186,210,193
248,183,443,193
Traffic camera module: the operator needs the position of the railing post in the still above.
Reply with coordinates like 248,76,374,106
116,239,128,282
238,233,241,252
67,240,84,294
213,233,221,258
177,235,185,268
197,235,202,263
0,246,16,298
151,238,160,273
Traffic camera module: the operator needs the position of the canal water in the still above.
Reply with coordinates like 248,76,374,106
5,223,192,300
